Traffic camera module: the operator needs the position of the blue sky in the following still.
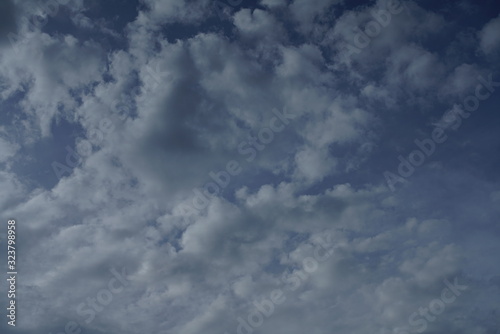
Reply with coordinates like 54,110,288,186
0,0,499,333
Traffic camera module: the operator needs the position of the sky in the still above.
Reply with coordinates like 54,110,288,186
0,0,499,333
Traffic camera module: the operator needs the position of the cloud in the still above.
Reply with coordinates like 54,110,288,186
1,32,105,138
0,1,499,334
479,13,500,56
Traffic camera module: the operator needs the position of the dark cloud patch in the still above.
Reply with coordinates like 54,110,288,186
0,1,499,334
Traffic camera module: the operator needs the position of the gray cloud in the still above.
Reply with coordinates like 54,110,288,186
0,0,499,333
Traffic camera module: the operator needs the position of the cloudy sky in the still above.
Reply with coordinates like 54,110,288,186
0,0,499,333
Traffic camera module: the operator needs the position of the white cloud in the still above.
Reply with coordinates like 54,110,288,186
479,13,500,56
0,1,498,334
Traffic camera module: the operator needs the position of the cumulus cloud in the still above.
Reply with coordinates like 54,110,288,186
0,0,499,334
479,13,500,56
